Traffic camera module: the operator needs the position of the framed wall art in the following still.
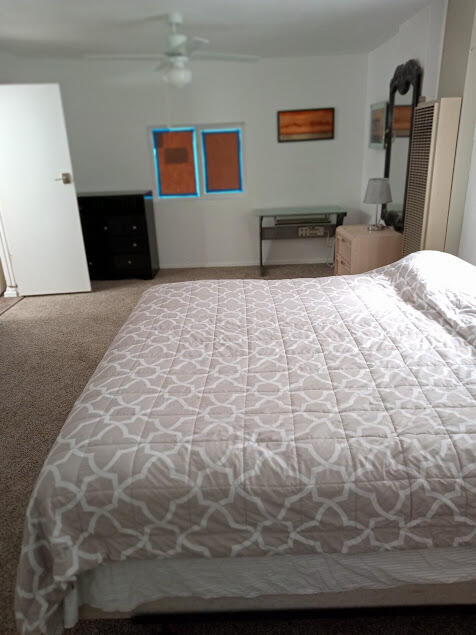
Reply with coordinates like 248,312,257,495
277,108,334,142
369,101,387,149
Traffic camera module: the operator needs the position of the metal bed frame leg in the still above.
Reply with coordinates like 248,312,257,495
259,215,264,277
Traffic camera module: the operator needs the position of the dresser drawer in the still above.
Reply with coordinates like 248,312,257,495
85,256,105,278
106,236,146,254
109,253,148,272
102,215,146,236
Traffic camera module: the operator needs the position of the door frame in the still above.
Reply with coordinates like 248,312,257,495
0,210,20,297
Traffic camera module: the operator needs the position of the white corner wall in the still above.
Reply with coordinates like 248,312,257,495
360,1,447,223
458,125,476,264
446,6,476,254
0,53,367,268
438,0,476,98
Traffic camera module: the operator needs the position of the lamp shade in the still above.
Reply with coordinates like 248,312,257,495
363,177,392,204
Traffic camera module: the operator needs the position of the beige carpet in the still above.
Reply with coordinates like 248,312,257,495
1,263,475,634
0,296,22,316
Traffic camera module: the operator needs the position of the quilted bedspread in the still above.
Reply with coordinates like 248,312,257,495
16,251,476,633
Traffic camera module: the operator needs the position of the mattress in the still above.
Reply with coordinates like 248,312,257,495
64,546,476,627
16,251,476,634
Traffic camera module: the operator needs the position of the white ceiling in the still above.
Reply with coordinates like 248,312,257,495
0,0,435,58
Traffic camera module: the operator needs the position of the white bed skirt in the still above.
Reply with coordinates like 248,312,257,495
64,547,476,628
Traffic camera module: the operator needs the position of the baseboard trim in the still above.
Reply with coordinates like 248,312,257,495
3,286,20,298
160,259,330,269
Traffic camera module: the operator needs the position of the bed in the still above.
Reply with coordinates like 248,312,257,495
16,250,476,634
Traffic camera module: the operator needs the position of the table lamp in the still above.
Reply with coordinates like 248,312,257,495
364,177,392,231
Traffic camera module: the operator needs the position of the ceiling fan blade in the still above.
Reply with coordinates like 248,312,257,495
113,13,170,27
85,53,166,61
191,52,260,63
187,37,210,56
191,37,210,47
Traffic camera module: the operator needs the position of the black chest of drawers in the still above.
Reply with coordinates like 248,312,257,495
78,191,159,280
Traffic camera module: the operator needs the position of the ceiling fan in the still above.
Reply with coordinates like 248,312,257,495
86,12,260,88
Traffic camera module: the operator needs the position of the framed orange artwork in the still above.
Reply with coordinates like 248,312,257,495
277,108,334,142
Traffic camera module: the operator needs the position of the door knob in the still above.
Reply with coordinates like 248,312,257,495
55,172,73,184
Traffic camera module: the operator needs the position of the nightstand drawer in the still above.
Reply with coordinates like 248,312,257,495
335,225,403,275
336,235,352,264
335,257,351,275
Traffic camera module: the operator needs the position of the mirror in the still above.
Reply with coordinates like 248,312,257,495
388,93,412,216
382,59,422,231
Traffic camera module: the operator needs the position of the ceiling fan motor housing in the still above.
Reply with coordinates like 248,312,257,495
169,56,188,68
167,32,188,56
83,9,259,84
168,11,184,27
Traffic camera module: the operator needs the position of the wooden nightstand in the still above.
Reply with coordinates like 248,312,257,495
335,225,403,275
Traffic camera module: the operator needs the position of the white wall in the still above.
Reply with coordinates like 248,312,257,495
360,1,447,222
459,125,476,264
446,7,476,254
438,0,475,99
0,53,367,268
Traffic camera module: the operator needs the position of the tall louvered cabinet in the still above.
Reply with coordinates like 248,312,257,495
402,98,462,256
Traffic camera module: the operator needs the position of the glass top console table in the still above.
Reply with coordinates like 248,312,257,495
254,206,347,275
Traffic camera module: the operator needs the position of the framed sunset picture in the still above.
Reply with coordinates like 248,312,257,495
277,108,334,142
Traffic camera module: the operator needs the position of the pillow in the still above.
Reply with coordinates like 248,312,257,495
386,250,476,345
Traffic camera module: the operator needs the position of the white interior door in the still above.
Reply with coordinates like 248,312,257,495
0,84,90,296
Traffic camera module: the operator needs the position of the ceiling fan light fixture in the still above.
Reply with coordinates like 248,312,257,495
165,58,192,88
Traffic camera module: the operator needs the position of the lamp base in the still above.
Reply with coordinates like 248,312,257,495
367,224,385,232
